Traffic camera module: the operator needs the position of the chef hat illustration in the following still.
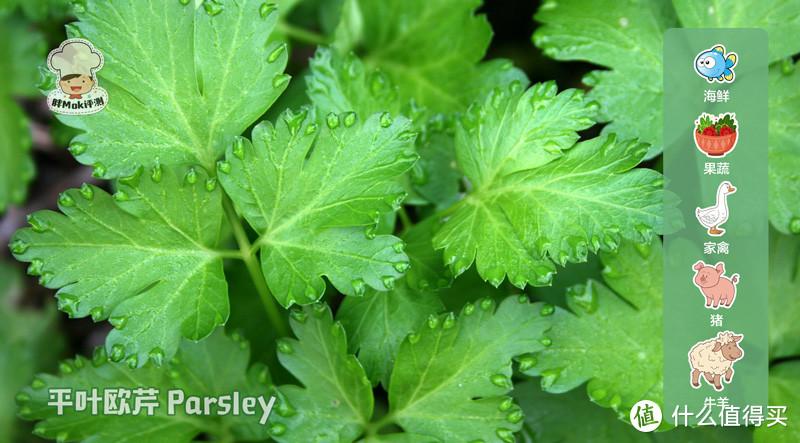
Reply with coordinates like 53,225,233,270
48,39,104,78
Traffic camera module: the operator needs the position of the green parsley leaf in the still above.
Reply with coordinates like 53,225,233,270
769,61,800,234
218,109,416,307
17,329,274,442
360,433,433,442
433,82,662,288
307,47,402,120
769,228,800,359
307,47,464,208
523,238,663,418
10,166,228,367
1,261,64,442
352,0,527,113
337,278,444,386
272,304,373,442
0,17,45,97
0,98,34,214
386,296,551,442
0,17,45,213
534,0,800,168
411,115,462,208
456,81,597,186
58,0,288,178
754,361,800,443
672,0,800,61
516,378,753,442
402,216,453,291
0,0,72,22
514,380,648,442
534,0,676,158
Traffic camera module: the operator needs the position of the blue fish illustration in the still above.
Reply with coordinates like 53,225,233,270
695,45,737,82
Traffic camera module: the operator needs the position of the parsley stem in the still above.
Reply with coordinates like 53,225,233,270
223,196,289,337
277,22,326,46
397,206,413,234
214,249,246,259
431,196,468,221
365,411,397,437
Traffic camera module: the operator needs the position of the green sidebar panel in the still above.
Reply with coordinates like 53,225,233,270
663,29,768,426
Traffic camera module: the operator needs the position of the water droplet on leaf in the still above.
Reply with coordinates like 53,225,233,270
92,163,106,178
109,344,125,362
507,409,523,423
290,309,307,323
203,0,224,17
68,142,86,155
259,2,277,18
232,137,245,159
9,239,30,255
59,361,73,374
27,258,44,276
490,374,510,387
326,113,340,129
269,423,287,436
149,348,164,366
57,294,77,315
352,279,365,295
518,356,536,371
267,44,286,63
217,160,231,174
92,347,107,365
90,307,103,322
80,183,94,200
125,354,138,369
277,339,294,354
379,112,392,128
791,217,800,234
27,213,49,232
344,112,356,127
442,312,456,329
109,316,128,330
464,303,475,315
272,73,290,89
185,168,197,184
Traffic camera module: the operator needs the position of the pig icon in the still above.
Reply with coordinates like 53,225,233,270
692,261,739,309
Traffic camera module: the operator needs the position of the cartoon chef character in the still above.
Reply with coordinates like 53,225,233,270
46,38,108,115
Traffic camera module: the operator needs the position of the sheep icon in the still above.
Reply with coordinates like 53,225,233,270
688,331,743,391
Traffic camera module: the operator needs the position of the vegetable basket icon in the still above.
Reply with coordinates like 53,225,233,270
694,112,739,157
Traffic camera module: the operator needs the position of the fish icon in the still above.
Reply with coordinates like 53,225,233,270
695,45,737,83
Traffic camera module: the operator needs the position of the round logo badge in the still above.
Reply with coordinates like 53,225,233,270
630,400,662,432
